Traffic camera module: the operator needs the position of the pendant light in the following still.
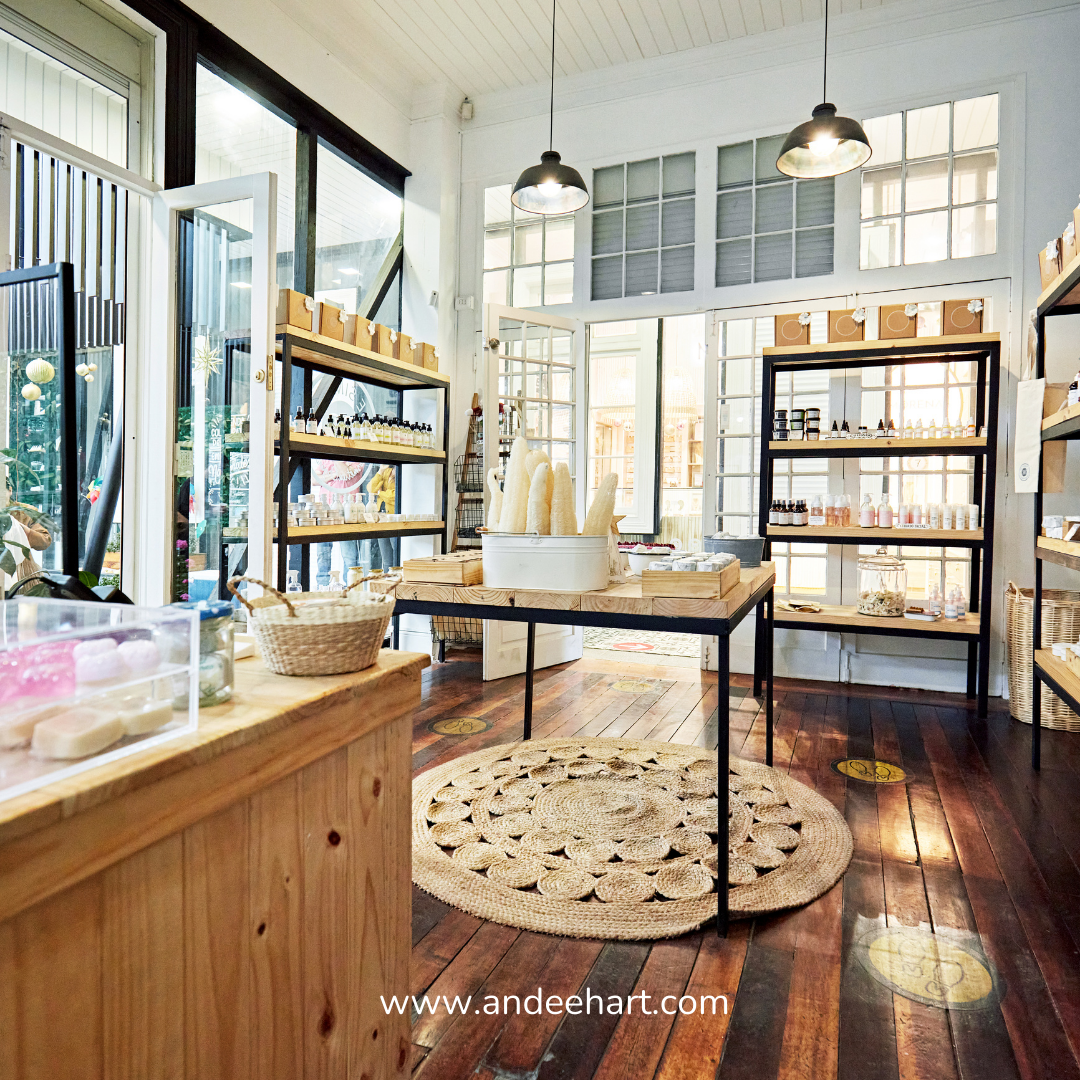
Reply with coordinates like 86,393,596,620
776,0,871,178
511,1,589,215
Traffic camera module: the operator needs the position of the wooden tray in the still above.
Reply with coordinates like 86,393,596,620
640,560,740,599
403,551,484,586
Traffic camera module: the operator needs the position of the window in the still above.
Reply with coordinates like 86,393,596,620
591,153,695,300
716,136,834,287
484,184,575,308
860,94,998,268
196,64,297,288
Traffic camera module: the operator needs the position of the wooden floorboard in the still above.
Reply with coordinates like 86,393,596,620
407,654,1080,1080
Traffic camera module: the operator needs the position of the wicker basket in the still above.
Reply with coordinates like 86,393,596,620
1005,582,1080,729
228,575,395,677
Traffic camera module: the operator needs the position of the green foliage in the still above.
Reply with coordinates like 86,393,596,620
78,570,99,589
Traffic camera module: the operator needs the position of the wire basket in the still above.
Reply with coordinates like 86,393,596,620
456,453,484,492
455,500,485,538
432,616,483,646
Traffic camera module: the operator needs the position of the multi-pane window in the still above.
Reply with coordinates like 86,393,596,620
860,94,998,269
483,184,575,308
716,136,834,287
591,153,696,300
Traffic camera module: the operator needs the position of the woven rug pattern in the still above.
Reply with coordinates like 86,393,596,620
413,737,853,940
583,627,700,657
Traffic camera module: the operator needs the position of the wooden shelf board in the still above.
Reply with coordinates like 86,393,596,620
776,603,981,636
1037,247,1080,313
1035,650,1080,714
223,521,445,544
1036,536,1080,571
769,436,985,454
276,325,450,388
766,525,983,545
1042,401,1080,437
763,333,1000,357
280,432,446,463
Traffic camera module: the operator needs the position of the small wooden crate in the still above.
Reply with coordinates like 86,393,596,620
313,302,346,341
403,551,484,586
355,316,374,351
395,331,412,363
640,560,740,599
373,324,396,357
413,342,438,370
276,288,314,331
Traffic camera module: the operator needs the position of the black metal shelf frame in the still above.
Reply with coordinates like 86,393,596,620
767,442,990,460
755,337,1001,718
276,330,450,592
1032,269,1080,768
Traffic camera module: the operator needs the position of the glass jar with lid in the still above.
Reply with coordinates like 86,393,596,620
857,547,907,617
168,599,235,705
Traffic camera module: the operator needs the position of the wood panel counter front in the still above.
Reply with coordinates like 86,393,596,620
0,649,428,1080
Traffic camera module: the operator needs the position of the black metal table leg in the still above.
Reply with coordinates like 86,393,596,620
524,621,536,741
717,630,730,938
752,601,766,697
765,587,774,768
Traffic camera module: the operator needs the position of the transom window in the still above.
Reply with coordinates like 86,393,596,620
860,94,998,269
716,135,835,287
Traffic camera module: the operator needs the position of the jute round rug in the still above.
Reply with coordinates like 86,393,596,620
413,736,853,940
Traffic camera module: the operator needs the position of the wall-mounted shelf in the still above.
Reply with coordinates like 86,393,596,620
1042,402,1080,441
277,432,446,466
1034,650,1080,718
758,334,1000,718
1036,536,1080,571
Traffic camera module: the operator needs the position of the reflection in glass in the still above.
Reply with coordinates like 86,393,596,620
861,166,902,219
952,204,997,258
862,113,903,165
906,103,950,159
905,158,949,212
903,211,949,264
953,95,998,151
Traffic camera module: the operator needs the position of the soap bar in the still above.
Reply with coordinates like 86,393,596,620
118,699,174,735
0,702,64,748
31,708,124,759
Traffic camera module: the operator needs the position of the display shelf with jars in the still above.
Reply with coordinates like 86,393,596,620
757,333,1001,717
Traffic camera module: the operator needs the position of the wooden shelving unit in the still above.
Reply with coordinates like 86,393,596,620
274,327,450,592
758,334,1001,717
1031,269,1080,766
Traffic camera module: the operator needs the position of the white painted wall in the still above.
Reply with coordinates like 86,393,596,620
447,0,1080,695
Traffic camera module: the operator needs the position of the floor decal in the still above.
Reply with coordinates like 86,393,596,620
831,758,908,784
428,717,493,736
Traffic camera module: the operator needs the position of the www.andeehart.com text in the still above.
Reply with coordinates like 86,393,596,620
382,989,729,1017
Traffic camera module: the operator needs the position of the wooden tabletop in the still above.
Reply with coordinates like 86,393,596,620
0,650,430,849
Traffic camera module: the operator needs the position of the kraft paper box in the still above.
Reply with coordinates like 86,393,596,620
395,331,412,363
354,316,373,351
1044,382,1069,493
276,288,314,331
943,299,983,335
879,304,918,340
828,309,864,343
413,342,438,370
1040,240,1062,290
1063,223,1078,267
372,324,396,357
313,302,346,341
339,312,358,345
774,313,809,347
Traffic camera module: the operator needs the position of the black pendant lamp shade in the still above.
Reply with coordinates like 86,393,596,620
512,150,589,214
776,0,871,179
776,102,871,178
510,2,589,215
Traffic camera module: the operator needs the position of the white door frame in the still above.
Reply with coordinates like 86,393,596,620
143,173,277,604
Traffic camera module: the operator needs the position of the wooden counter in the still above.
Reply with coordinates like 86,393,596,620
0,649,428,1080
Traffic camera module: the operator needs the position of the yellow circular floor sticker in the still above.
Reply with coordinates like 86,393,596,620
428,717,492,736
832,758,908,784
611,680,658,693
857,927,998,1010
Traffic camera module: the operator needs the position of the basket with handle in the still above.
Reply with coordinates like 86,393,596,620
227,575,395,676
1005,582,1080,729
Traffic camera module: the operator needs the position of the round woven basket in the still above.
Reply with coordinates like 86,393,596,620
1005,582,1080,729
227,575,395,676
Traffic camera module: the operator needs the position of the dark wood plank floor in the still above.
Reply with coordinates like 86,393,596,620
406,651,1080,1080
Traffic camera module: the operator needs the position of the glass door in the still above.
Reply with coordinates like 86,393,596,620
150,175,276,604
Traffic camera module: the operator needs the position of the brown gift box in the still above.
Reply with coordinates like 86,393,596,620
395,331,412,363
413,342,438,370
313,302,346,341
829,309,865,343
354,316,373,351
879,304,918,340
372,324,396,357
1039,240,1062,290
943,299,983,335
1063,223,1078,268
339,312,358,345
276,288,314,331
774,313,810,347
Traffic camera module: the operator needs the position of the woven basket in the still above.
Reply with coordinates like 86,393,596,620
228,575,395,677
1005,582,1080,729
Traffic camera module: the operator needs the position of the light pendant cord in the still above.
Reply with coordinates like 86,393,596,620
823,0,828,102
549,0,556,151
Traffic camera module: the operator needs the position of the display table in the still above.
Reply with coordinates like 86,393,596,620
381,562,777,935
0,649,427,1080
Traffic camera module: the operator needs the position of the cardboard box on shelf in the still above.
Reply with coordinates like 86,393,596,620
879,304,918,340
413,342,438,370
1040,239,1062,289
276,288,314,331
372,323,396,357
943,299,984,335
829,309,865,343
774,313,810,347
313,302,346,341
340,312,358,345
395,331,412,363
355,316,373,351
1063,223,1078,267
1044,381,1070,493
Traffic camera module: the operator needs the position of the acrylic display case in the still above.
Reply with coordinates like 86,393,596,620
0,596,199,803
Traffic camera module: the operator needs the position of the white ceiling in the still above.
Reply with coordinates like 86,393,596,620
269,0,906,114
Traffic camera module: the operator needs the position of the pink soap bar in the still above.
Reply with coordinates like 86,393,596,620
75,650,130,684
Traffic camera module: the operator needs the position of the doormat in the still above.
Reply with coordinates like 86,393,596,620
428,717,493,736
584,628,700,658
413,737,853,940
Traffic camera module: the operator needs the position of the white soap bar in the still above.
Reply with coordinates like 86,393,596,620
118,699,174,735
648,561,670,571
0,701,64,748
1052,642,1068,659
673,559,697,571
31,707,124,759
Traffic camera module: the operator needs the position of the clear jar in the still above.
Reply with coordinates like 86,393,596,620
170,600,235,706
857,548,907,618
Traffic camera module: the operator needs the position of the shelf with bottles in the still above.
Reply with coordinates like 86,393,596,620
224,521,444,545
771,414,987,454
274,410,444,465
766,496,983,544
1042,382,1080,441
